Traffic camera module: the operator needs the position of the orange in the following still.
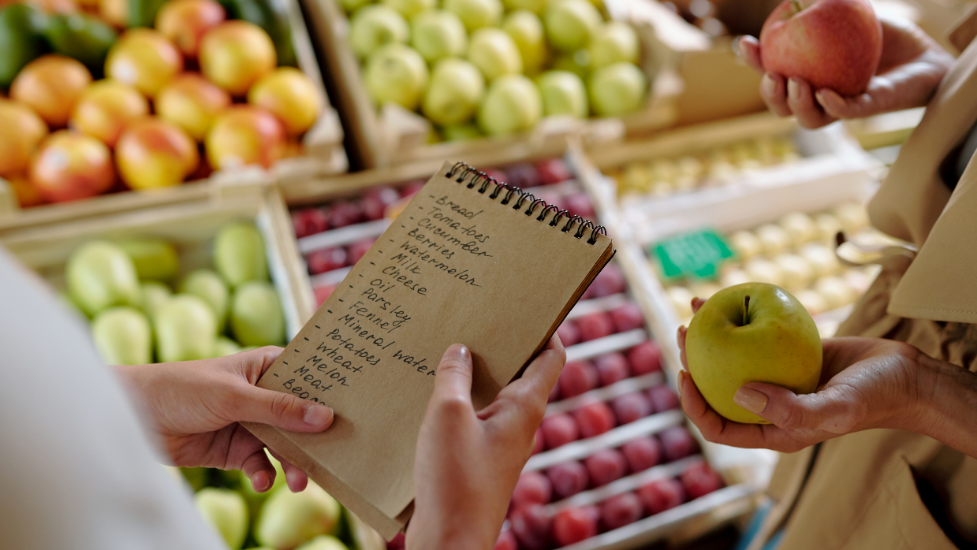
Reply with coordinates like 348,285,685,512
10,55,92,127
105,29,184,97
0,99,48,177
247,67,323,136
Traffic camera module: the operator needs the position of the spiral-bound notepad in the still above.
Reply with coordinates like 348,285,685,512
245,161,615,538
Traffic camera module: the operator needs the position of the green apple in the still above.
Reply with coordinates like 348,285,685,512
443,0,502,31
214,222,269,290
155,295,216,362
230,281,286,346
477,74,541,135
545,0,602,52
256,482,341,549
502,10,546,75
468,28,522,81
195,488,248,550
139,281,172,320
364,43,429,110
114,238,180,282
91,307,152,365
349,5,409,59
180,269,230,332
67,240,141,317
339,0,371,14
685,283,822,424
297,535,349,550
537,70,587,118
423,58,485,125
589,21,638,68
588,61,646,116
410,10,467,62
502,0,547,14
442,123,483,141
382,0,434,18
214,336,242,357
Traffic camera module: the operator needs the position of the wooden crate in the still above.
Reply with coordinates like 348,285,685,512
299,0,683,170
0,0,347,230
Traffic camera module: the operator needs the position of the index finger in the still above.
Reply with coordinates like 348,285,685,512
737,35,764,72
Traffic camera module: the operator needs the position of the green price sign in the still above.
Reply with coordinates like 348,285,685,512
652,229,734,282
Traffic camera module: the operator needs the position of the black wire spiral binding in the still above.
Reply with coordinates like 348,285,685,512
445,162,607,245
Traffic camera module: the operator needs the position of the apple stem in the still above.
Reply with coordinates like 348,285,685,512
743,295,751,325
790,0,803,14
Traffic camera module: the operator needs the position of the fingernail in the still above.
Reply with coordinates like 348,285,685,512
251,471,269,492
677,371,685,398
788,78,800,101
761,74,776,97
733,387,768,414
304,405,334,428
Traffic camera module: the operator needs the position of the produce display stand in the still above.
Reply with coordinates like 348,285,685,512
0,0,347,231
0,186,310,342
298,0,683,170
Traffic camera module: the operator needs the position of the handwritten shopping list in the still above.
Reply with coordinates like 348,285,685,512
251,166,613,525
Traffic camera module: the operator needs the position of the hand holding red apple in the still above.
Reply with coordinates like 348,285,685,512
738,9,952,129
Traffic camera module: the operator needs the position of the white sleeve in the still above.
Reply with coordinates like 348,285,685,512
0,248,226,550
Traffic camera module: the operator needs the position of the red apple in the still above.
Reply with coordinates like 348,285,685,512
628,341,662,375
363,186,400,220
556,321,581,347
484,168,508,184
612,392,651,425
647,384,679,413
610,302,645,332
587,263,627,297
594,352,631,386
292,207,328,238
505,162,540,188
547,461,589,498
510,504,553,550
577,311,615,341
553,506,599,546
314,284,336,306
536,158,572,184
328,200,365,228
399,179,425,198
681,462,724,499
541,414,580,449
659,426,698,462
348,238,376,265
558,360,599,397
585,448,628,487
565,192,596,219
512,472,553,509
621,436,662,472
493,530,518,550
307,247,348,274
387,532,406,549
601,492,643,530
574,401,616,438
759,0,882,97
637,478,686,514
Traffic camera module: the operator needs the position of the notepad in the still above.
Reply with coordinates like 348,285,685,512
245,161,615,538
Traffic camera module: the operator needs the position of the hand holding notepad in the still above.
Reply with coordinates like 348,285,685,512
245,161,615,537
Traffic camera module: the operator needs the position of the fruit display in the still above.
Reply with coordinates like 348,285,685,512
606,134,800,198
0,0,329,210
337,0,650,145
653,202,887,337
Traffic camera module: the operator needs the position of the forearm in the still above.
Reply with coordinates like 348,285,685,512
915,355,977,459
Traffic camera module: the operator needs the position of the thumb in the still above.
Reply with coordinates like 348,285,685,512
432,344,474,407
233,384,335,433
733,382,855,433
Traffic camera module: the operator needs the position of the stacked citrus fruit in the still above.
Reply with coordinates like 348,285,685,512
0,0,323,208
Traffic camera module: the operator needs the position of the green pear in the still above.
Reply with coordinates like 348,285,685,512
230,281,286,346
91,307,152,365
502,10,546,75
214,222,269,289
502,0,547,14
478,74,541,136
256,482,341,549
196,488,248,550
410,9,467,62
685,283,822,424
297,535,349,550
215,336,243,357
349,5,408,59
537,70,588,118
155,295,216,362
468,28,522,81
67,240,141,317
180,269,230,332
545,0,602,52
140,281,172,320
114,238,180,282
443,0,502,31
588,61,646,116
589,21,639,68
382,0,434,19
364,43,429,110
423,58,485,126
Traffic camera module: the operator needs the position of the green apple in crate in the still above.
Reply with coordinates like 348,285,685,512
214,221,271,289
468,27,523,81
231,281,286,346
140,281,173,319
588,61,646,117
349,5,409,60
92,307,153,365
155,295,218,362
411,10,468,62
115,238,181,282
538,70,588,118
544,0,601,51
196,488,249,550
685,283,822,424
478,74,541,135
297,535,349,550
364,44,429,110
423,59,485,126
180,269,231,332
67,241,141,317
256,482,341,548
502,10,546,75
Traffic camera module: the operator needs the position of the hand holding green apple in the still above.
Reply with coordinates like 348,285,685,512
678,289,930,452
